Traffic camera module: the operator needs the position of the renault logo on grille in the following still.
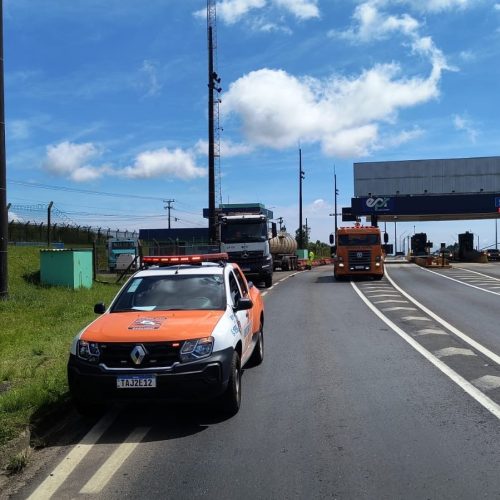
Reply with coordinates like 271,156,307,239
130,345,147,365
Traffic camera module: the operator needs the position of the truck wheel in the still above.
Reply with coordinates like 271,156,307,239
373,274,384,281
220,351,241,416
249,320,264,366
264,275,273,288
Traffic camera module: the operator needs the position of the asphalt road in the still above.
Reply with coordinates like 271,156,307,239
9,264,500,499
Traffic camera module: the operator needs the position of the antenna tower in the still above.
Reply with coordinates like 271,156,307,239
207,0,222,242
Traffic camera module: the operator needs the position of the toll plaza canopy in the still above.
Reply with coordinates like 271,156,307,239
345,156,500,223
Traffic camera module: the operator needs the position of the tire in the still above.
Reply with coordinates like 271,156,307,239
220,351,242,416
249,320,264,366
264,275,273,288
373,274,384,281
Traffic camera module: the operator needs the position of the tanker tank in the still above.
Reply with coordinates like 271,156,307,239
269,232,298,271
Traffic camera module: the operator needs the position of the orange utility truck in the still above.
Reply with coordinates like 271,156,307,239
330,223,384,280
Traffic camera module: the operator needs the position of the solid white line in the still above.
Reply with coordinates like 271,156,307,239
27,411,118,500
80,427,150,494
385,268,500,365
351,281,500,420
419,267,500,296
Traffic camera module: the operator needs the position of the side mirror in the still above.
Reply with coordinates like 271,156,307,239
329,234,334,245
271,222,277,238
94,302,106,314
384,232,389,244
234,297,253,311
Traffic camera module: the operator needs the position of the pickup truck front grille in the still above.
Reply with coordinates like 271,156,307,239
99,342,180,369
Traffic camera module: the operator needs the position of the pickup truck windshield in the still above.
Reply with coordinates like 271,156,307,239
221,222,267,243
338,234,380,246
111,274,226,311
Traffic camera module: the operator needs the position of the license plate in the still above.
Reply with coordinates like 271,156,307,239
355,265,365,269
116,375,156,389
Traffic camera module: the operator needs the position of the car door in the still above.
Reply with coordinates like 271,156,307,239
228,271,252,360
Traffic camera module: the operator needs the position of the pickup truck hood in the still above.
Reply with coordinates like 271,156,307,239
80,310,225,342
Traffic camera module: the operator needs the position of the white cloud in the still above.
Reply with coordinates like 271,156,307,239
122,148,206,180
453,114,478,142
9,120,30,140
334,2,420,42
273,0,319,20
140,60,162,97
459,50,476,62
43,141,105,182
195,139,254,157
399,0,473,12
193,0,318,25
223,55,444,157
194,0,266,24
494,3,500,10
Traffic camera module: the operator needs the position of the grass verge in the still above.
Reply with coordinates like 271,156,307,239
0,246,121,448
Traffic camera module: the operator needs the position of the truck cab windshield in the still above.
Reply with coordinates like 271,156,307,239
221,222,267,243
338,234,380,246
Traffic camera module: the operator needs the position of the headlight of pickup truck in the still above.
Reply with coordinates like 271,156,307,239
77,340,100,363
180,337,214,362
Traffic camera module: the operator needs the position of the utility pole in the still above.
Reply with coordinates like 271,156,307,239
164,199,175,229
47,201,53,247
277,217,283,231
299,148,305,249
305,217,308,247
0,0,7,300
334,166,338,237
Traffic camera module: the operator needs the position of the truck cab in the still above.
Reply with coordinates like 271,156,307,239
331,224,384,280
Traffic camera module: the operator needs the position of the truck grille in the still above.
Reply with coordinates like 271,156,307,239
99,342,180,369
348,250,372,271
228,250,264,267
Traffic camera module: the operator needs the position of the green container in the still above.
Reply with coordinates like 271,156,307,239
40,249,93,289
296,249,309,260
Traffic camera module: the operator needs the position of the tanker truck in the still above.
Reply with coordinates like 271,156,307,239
270,231,298,271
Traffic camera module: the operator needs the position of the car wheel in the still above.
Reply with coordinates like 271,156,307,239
220,351,241,416
249,320,264,366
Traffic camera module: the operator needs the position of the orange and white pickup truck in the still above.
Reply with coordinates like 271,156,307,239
67,253,264,416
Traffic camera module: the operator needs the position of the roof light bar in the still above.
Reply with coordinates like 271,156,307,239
142,253,228,266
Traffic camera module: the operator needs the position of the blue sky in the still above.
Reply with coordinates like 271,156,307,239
5,0,500,249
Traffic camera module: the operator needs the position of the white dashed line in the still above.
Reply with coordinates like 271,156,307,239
421,267,500,296
471,376,500,392
373,299,409,304
27,411,118,500
385,268,500,365
365,293,401,298
80,427,151,495
434,347,476,358
415,328,448,336
351,281,500,421
382,306,417,312
402,316,432,322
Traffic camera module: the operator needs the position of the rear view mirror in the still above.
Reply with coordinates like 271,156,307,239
234,297,253,311
329,234,334,245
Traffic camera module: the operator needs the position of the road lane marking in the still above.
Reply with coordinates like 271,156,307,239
420,267,500,296
434,347,476,358
382,306,417,312
453,267,500,281
365,293,400,298
472,376,500,392
415,328,448,336
80,427,151,495
373,299,409,304
27,410,118,500
351,282,500,421
385,268,500,365
402,316,432,321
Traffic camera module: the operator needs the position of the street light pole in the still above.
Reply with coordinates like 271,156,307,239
334,166,338,238
299,148,305,249
0,0,7,300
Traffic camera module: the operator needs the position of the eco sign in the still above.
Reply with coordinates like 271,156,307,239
365,197,393,212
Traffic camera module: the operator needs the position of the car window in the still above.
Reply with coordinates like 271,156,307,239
111,274,226,311
228,272,242,305
234,268,249,296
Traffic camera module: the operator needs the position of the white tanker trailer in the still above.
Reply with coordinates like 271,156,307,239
269,231,298,271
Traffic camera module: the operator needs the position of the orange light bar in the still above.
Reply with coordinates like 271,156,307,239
142,253,228,266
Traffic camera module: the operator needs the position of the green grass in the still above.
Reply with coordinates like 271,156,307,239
0,247,121,447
